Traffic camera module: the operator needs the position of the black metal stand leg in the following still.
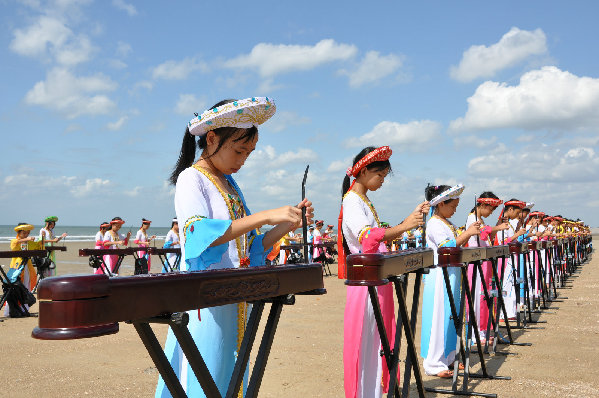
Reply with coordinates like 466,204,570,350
367,286,402,397
401,271,425,398
476,262,495,354
387,277,406,398
493,258,530,347
226,302,265,398
168,313,222,397
510,253,523,328
246,299,286,398
133,321,187,398
425,267,497,397
460,266,510,382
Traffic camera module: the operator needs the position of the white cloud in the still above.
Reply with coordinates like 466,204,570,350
339,51,403,88
347,120,442,149
3,173,110,198
24,67,117,118
133,80,153,91
10,16,70,57
224,39,357,77
327,157,353,173
453,135,498,149
468,144,599,183
112,0,137,16
108,59,127,69
124,186,142,197
174,94,206,116
152,57,209,80
10,15,95,66
450,66,599,132
266,110,310,133
244,145,318,171
71,178,111,197
116,41,132,57
450,27,547,82
106,116,128,130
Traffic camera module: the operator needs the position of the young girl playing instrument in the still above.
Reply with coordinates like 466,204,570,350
163,218,180,271
102,217,131,276
38,216,67,277
93,222,109,275
420,184,481,378
465,192,509,344
339,146,428,398
135,218,156,272
494,199,528,319
156,97,313,398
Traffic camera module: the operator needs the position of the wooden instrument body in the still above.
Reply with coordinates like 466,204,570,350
526,241,542,251
484,245,509,259
508,242,528,255
147,247,180,255
345,248,434,286
0,250,48,259
33,263,324,340
437,247,486,267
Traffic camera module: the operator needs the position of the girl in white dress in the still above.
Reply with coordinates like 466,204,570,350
339,146,428,398
135,218,156,273
156,97,314,398
420,184,481,378
102,217,131,276
38,216,67,277
163,218,180,271
94,222,110,275
464,192,508,344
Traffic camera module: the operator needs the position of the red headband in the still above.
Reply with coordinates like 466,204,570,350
101,223,110,228
477,197,503,207
142,220,152,224
504,200,526,209
110,219,125,225
346,146,392,178
529,211,545,217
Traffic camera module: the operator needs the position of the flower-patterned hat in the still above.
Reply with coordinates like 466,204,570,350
188,97,276,136
429,184,466,206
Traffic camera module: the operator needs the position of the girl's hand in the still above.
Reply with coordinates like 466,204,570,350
466,221,482,237
419,201,431,216
126,231,132,238
289,198,314,230
151,235,156,239
496,222,510,231
401,203,428,231
27,236,35,241
264,205,303,226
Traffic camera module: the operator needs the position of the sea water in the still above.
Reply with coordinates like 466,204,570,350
0,225,172,243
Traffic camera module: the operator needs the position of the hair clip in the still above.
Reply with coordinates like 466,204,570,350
194,112,199,117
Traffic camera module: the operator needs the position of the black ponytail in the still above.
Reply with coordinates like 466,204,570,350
341,146,392,199
169,127,197,185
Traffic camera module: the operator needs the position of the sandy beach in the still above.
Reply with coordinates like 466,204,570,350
0,240,597,397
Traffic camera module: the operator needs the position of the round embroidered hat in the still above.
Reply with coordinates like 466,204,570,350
477,197,503,207
524,202,535,210
347,146,392,177
44,216,58,223
15,223,34,232
429,184,465,206
188,97,276,136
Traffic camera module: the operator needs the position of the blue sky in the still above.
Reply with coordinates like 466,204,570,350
2,0,598,228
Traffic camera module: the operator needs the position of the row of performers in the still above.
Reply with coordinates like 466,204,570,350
147,97,589,398
92,217,181,275
338,147,590,395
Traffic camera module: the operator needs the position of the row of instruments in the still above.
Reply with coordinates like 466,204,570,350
29,235,591,398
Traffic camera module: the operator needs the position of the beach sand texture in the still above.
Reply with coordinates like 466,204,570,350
0,241,598,397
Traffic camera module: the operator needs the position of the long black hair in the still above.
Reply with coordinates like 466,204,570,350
169,99,259,185
341,146,392,198
470,191,500,213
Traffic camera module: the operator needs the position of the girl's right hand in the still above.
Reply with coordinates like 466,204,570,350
497,222,510,231
264,205,303,226
401,202,428,230
466,221,482,237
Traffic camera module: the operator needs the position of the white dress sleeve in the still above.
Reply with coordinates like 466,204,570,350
342,192,376,254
